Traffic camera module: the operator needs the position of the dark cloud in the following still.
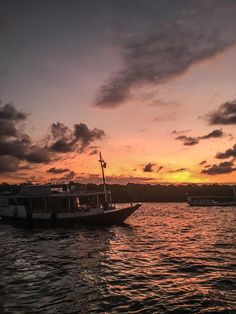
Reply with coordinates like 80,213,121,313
0,120,18,138
74,123,105,152
143,163,155,172
0,103,106,174
95,2,236,108
170,168,187,173
49,122,106,153
176,129,224,146
171,129,191,135
175,136,199,146
157,165,163,173
0,103,28,140
0,103,27,121
199,160,207,165
51,171,76,182
0,156,20,173
206,100,236,125
215,144,236,159
199,129,223,139
47,167,70,174
201,161,236,175
25,147,51,163
89,149,98,155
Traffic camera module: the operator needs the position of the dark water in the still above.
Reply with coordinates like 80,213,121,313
0,203,235,313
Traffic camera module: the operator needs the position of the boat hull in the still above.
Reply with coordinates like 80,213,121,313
0,204,141,225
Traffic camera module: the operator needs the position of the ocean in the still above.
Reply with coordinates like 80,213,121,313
0,203,235,313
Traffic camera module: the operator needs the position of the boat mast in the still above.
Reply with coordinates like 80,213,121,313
99,152,108,203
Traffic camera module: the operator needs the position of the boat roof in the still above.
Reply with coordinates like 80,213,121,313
1,185,109,198
188,195,234,199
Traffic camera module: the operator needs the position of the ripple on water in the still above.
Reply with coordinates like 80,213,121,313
0,203,235,313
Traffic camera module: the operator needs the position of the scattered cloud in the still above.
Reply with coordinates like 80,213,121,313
171,129,191,135
201,161,236,175
95,2,236,108
199,160,207,166
143,163,156,172
175,129,224,146
206,100,236,125
200,129,224,139
169,168,188,173
175,135,199,146
215,143,236,159
47,167,70,174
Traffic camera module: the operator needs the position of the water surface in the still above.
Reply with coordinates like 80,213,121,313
0,203,235,313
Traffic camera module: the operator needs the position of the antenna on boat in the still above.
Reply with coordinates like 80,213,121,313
99,152,108,203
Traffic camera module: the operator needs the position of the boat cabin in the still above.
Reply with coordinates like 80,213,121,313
0,185,113,214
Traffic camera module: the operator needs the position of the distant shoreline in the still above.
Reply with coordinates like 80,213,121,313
1,183,235,203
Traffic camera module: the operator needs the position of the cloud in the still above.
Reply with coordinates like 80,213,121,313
206,100,236,125
50,171,76,183
89,149,98,155
157,166,163,173
201,161,236,175
0,156,20,173
0,103,27,121
199,160,207,165
175,135,199,146
95,1,236,108
175,129,224,146
60,171,76,181
0,103,28,139
49,122,105,153
169,168,188,173
215,143,236,159
47,167,70,174
143,163,155,172
0,102,106,174
199,129,224,139
171,129,191,135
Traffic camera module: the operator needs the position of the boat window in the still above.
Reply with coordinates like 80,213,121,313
0,197,8,206
8,198,18,205
32,198,45,211
51,197,68,212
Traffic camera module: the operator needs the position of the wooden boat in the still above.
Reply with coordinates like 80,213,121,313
0,154,141,224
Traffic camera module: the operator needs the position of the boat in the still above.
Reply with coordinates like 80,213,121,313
0,153,141,224
187,186,236,207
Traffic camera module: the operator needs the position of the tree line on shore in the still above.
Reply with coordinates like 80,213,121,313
0,182,235,203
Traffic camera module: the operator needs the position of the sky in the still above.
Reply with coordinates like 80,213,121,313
0,0,236,185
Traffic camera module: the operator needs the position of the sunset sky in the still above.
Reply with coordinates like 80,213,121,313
0,0,236,184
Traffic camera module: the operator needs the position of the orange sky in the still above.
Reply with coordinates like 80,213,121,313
0,1,236,184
